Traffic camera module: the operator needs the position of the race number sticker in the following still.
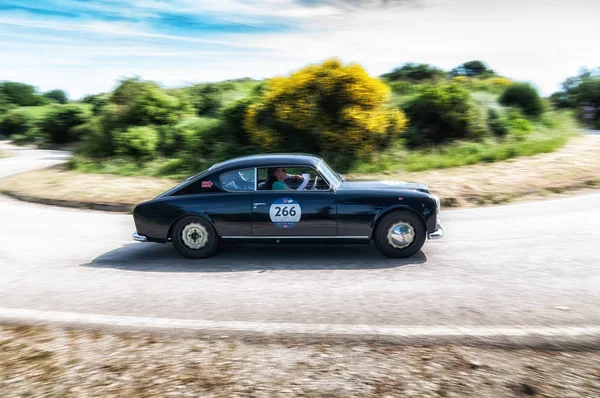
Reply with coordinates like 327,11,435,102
269,197,302,228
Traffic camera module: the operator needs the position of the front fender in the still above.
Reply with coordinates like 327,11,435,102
371,205,428,238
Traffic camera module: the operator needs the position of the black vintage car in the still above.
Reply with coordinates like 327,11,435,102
132,154,443,258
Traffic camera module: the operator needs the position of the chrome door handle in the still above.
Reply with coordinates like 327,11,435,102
253,202,266,208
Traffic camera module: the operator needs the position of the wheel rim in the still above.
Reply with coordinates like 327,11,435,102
387,222,415,249
181,223,209,250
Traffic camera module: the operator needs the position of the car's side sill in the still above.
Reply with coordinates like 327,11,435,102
221,236,369,239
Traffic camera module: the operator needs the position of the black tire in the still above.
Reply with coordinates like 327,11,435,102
374,211,426,258
171,216,220,259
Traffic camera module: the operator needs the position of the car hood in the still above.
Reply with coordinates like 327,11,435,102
340,180,430,194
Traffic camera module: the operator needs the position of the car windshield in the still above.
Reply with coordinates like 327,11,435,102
317,160,341,190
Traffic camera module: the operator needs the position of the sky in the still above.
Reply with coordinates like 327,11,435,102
0,0,599,99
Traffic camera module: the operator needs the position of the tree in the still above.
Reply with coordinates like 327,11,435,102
0,82,45,106
499,83,544,117
244,59,407,169
43,89,68,104
550,68,600,127
381,63,446,82
451,60,493,77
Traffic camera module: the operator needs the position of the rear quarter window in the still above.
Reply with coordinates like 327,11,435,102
220,169,255,192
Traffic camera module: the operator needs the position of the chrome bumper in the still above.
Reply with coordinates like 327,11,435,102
428,223,444,240
132,231,148,242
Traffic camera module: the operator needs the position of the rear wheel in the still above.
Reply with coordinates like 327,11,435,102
374,211,426,258
171,216,219,259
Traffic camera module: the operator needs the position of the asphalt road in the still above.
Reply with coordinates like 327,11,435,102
0,142,599,331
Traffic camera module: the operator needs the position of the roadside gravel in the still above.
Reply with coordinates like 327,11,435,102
2,325,599,397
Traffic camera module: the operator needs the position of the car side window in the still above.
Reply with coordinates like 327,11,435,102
220,169,255,192
257,166,330,191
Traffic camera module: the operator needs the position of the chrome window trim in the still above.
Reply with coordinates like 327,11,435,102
316,160,341,191
254,167,258,191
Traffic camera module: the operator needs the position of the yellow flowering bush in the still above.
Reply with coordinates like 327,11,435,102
244,59,407,169
489,77,513,87
452,76,470,83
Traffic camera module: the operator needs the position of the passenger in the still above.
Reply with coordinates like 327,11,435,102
264,167,303,190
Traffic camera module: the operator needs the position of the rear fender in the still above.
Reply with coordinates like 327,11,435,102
167,212,215,241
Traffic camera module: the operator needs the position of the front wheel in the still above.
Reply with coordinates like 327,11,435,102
374,211,426,258
171,216,220,259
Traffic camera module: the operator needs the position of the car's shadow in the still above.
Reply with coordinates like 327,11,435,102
81,243,427,272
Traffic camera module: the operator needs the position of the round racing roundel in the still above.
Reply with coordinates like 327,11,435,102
269,197,302,228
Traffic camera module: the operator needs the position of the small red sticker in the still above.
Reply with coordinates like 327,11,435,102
201,180,213,188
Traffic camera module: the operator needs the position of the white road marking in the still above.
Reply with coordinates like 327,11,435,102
1,307,600,338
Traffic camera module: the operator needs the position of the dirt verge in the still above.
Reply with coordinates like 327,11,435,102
0,135,599,212
350,134,600,208
1,324,598,397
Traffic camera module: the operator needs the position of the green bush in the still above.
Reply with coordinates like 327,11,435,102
0,82,46,107
450,60,494,77
381,63,446,82
115,126,159,161
39,105,89,144
43,89,68,104
404,83,481,147
0,109,35,137
125,86,189,126
0,91,15,115
505,109,533,141
487,108,508,137
188,84,226,116
111,78,191,126
81,94,110,115
499,84,544,117
72,118,110,157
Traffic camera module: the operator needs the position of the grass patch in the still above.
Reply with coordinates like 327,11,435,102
352,110,577,173
68,156,193,180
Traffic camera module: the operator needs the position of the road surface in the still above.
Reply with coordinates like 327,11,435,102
0,142,598,337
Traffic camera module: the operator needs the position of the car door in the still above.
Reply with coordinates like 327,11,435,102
251,190,337,236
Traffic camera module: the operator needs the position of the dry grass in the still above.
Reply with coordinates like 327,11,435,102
0,135,599,209
349,134,600,207
1,324,599,397
0,165,176,206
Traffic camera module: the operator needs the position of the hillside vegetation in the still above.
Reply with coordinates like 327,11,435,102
0,60,590,177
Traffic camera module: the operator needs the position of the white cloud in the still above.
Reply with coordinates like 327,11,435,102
1,0,599,97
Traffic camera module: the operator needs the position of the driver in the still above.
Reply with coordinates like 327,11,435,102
265,167,303,190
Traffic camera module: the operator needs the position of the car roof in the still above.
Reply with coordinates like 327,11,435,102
208,153,323,173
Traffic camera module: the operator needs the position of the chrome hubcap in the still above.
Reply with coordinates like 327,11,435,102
387,222,415,249
181,223,209,250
